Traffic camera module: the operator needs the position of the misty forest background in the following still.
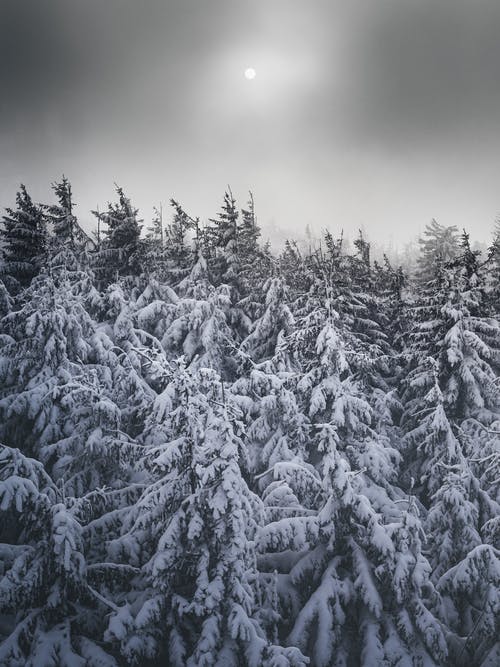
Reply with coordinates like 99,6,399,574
0,178,498,667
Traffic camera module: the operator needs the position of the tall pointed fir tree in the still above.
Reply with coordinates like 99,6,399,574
254,309,447,665
104,365,307,667
93,186,143,284
0,185,47,293
162,251,238,378
400,231,500,665
44,176,94,269
416,219,460,285
236,193,273,321
0,445,120,666
207,189,240,288
240,276,295,364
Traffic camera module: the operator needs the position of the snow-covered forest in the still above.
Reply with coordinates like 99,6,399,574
0,178,498,667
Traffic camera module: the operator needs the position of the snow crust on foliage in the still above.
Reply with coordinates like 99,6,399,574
0,199,499,666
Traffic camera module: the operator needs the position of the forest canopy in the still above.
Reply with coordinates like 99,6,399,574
0,179,499,666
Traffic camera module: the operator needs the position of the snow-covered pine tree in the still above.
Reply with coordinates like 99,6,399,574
0,185,47,293
0,445,118,666
104,365,307,666
45,177,93,253
142,202,194,285
276,420,447,666
290,230,394,414
400,231,500,664
142,205,166,280
436,543,500,666
0,252,145,494
253,310,446,665
162,251,239,378
129,277,179,369
279,240,309,305
232,358,312,507
416,219,460,285
0,269,97,460
484,219,500,317
98,282,159,435
402,232,500,490
401,356,498,580
372,255,408,354
164,199,196,284
241,276,295,364
207,189,240,289
236,193,273,321
93,186,143,284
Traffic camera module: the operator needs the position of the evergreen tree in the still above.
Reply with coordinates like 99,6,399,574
0,446,118,666
417,219,460,284
105,366,306,666
93,186,143,283
276,422,447,666
162,252,238,378
208,189,240,287
241,277,295,364
485,219,500,316
437,544,500,666
0,185,47,292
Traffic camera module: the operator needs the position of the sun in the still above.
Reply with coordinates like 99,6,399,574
244,67,256,81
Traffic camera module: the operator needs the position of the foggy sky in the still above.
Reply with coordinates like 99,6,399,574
1,0,500,247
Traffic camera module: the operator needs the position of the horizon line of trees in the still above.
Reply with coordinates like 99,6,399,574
0,177,499,666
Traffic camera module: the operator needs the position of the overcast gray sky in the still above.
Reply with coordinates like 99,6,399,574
1,0,500,246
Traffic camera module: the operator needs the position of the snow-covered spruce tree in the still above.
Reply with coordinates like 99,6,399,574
161,251,239,378
0,184,47,293
435,543,500,666
401,359,462,500
43,176,95,269
207,189,240,289
130,277,179,353
279,240,310,305
241,276,295,364
416,219,460,285
303,230,391,358
426,466,483,581
261,420,448,666
0,446,118,666
294,311,400,505
252,312,448,665
400,234,500,664
164,199,196,283
98,282,160,434
484,219,500,317
401,358,497,575
0,267,97,459
0,254,145,494
104,365,307,666
232,358,312,510
142,205,167,280
142,201,194,285
372,255,408,354
47,177,78,244
236,193,273,321
402,233,500,467
199,191,257,339
93,186,143,284
347,230,387,351
289,231,396,423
